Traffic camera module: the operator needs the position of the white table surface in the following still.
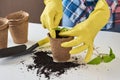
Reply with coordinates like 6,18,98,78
0,23,120,80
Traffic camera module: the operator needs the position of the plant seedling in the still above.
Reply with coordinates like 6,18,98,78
87,48,115,65
54,27,69,38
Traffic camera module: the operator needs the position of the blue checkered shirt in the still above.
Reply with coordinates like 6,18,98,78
62,0,118,30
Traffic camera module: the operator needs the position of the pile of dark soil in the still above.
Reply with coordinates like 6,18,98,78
26,51,85,79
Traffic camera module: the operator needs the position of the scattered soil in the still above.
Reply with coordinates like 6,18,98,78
25,51,85,80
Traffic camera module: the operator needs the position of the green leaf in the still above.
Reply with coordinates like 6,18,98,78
87,56,102,65
54,27,69,32
61,27,69,32
109,48,115,59
102,55,113,63
54,27,61,31
103,48,115,63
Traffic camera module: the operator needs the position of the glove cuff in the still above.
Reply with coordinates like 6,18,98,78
44,0,62,5
44,0,50,4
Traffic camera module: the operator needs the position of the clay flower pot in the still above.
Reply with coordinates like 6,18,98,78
6,11,29,44
0,18,9,49
48,33,74,62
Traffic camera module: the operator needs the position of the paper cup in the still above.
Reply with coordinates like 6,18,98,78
48,33,74,62
0,18,9,49
6,11,29,44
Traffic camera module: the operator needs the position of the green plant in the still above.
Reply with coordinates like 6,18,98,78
55,27,69,31
87,48,115,65
54,27,69,38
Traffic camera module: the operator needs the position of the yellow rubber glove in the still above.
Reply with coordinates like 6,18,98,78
40,0,62,38
59,0,110,63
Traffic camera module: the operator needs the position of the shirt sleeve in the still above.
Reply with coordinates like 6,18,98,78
106,0,118,13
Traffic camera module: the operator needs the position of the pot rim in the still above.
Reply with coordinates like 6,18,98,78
0,17,8,30
6,10,29,22
47,33,73,40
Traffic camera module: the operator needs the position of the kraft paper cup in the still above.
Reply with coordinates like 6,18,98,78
48,33,74,62
0,18,9,49
6,11,29,44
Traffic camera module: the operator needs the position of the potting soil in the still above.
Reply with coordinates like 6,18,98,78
25,51,85,80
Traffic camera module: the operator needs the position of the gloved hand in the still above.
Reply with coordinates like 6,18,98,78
40,0,63,38
59,0,110,63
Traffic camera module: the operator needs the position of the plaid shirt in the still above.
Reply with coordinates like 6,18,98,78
62,0,118,30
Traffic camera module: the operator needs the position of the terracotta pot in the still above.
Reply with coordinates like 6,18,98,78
48,33,74,62
0,18,9,49
6,11,29,44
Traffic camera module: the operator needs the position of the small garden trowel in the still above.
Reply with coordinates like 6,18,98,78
0,37,49,58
